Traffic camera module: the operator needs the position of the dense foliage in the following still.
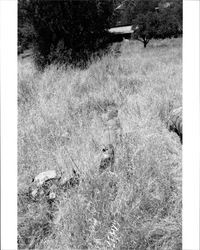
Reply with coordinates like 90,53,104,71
18,0,35,52
19,0,114,68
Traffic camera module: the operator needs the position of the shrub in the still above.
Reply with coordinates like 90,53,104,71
23,0,114,69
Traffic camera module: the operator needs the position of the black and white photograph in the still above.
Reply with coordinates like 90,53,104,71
1,0,199,249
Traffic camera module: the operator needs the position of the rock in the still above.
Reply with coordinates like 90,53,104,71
167,107,182,143
49,192,56,200
31,189,38,198
33,170,59,187
31,170,60,199
30,168,80,200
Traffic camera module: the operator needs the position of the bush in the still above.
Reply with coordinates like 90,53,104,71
23,0,114,69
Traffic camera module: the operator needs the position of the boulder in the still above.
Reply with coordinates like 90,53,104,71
33,170,59,187
31,170,60,198
167,107,182,143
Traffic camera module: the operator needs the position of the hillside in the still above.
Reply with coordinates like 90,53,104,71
18,38,182,249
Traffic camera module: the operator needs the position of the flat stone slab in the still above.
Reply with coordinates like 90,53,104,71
33,170,59,187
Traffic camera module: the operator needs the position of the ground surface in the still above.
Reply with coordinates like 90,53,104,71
18,38,182,250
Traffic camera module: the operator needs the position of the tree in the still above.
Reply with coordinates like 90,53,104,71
133,0,160,16
110,0,137,26
23,0,114,68
132,11,160,48
111,0,160,26
131,0,182,48
159,0,183,33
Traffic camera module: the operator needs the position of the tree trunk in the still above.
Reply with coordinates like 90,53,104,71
143,39,148,48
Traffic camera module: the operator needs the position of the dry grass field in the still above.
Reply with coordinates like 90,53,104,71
18,38,182,249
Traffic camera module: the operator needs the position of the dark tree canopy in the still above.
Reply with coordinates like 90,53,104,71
18,0,35,52
111,0,160,26
19,0,114,68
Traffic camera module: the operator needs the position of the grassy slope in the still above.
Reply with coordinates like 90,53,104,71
18,38,182,249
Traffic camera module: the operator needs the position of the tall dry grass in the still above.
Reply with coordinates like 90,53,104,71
18,38,182,249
